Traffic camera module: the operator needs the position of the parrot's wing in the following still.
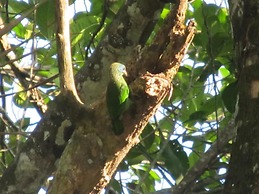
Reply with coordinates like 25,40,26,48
107,80,129,115
119,82,129,105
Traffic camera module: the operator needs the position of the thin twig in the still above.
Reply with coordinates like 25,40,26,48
0,74,59,98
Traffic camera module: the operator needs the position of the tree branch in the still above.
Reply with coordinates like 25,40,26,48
172,119,236,194
55,0,82,104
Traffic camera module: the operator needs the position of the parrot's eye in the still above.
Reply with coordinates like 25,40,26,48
119,65,126,73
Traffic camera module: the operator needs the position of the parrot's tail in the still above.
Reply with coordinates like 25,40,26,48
112,119,124,135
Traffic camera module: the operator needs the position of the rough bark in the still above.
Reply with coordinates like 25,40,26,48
224,0,259,193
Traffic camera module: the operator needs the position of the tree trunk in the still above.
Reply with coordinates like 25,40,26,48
224,0,259,193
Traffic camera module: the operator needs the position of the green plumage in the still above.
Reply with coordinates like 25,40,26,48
106,62,129,135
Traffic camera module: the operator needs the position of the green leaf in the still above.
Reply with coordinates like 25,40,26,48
217,8,228,24
190,0,202,10
159,116,173,132
219,66,230,78
109,179,123,193
108,0,124,15
36,0,56,39
9,0,30,13
209,32,229,57
221,82,237,113
15,118,31,131
161,139,189,180
130,166,156,193
117,161,129,172
12,23,33,40
13,92,33,108
198,61,222,82
200,95,223,116
71,13,100,46
125,147,145,166
149,170,161,181
189,140,206,167
141,123,155,149
90,0,103,15
188,110,207,123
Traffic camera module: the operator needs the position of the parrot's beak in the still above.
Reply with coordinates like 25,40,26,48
123,70,128,77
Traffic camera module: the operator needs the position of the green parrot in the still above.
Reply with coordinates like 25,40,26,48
106,62,130,135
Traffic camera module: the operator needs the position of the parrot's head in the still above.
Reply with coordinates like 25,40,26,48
110,62,128,77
